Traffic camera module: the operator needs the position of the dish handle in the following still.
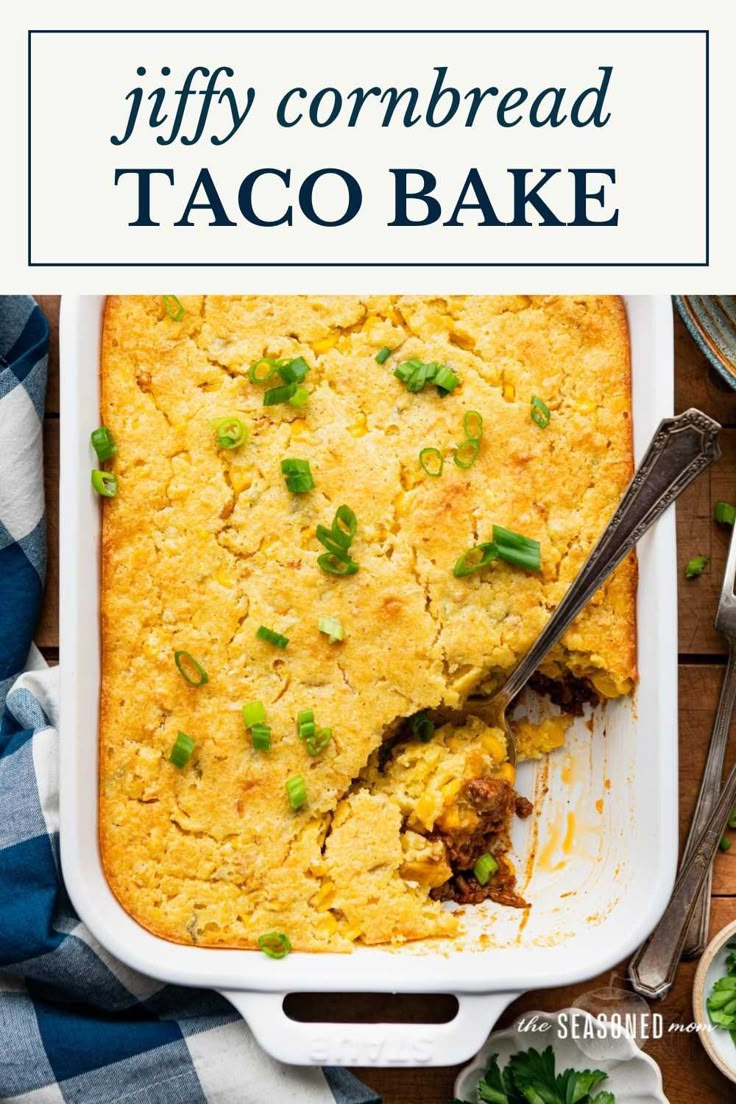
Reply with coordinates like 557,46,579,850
219,989,519,1067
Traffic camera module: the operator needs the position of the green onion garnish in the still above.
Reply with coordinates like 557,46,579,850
286,774,307,810
90,426,118,463
333,505,357,545
289,386,310,409
531,396,551,429
264,382,298,406
318,553,358,576
91,470,118,498
419,447,443,478
257,932,292,959
375,346,392,364
434,365,460,394
720,836,732,853
394,359,459,396
281,458,314,494
251,723,272,751
473,852,499,885
453,439,480,470
410,710,435,743
169,731,195,767
174,650,209,686
297,709,316,740
305,727,333,757
242,701,266,728
319,617,344,643
493,525,541,572
249,357,281,384
317,506,359,575
453,542,498,578
685,555,709,579
212,416,248,450
277,356,310,385
256,626,289,649
463,411,483,442
162,295,184,322
715,501,736,526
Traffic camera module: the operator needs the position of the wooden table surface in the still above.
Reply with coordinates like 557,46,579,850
34,296,736,1104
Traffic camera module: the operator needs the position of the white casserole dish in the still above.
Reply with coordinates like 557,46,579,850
59,295,676,1068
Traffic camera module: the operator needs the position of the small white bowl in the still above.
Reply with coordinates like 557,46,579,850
454,1007,667,1103
693,918,736,1084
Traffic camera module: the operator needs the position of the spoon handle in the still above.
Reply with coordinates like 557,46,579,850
496,409,721,706
629,749,736,999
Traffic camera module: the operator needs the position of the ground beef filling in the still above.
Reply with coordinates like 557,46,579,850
528,672,600,716
429,778,534,908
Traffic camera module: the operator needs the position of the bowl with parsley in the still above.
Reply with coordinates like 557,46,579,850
453,1007,666,1104
693,918,736,1084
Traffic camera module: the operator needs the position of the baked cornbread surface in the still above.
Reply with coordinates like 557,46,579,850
99,295,635,951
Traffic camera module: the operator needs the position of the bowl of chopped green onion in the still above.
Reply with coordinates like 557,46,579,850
693,918,736,1084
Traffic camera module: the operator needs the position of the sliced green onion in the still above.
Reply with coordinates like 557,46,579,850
394,359,459,395
174,650,209,686
453,542,498,578
473,852,499,885
720,836,732,853
277,356,310,384
242,701,266,728
162,295,184,322
249,357,280,384
256,626,289,649
91,469,118,498
297,710,316,740
375,346,392,364
264,382,298,406
463,411,483,442
530,396,551,429
685,555,709,579
453,439,480,470
410,710,435,743
317,507,359,574
257,932,292,959
715,501,736,526
90,426,118,462
289,385,310,409
434,365,460,394
169,731,195,768
419,447,444,478
285,473,313,493
393,361,415,384
212,416,248,450
406,362,429,393
251,723,272,751
333,505,357,545
286,774,307,810
281,458,314,493
305,727,333,757
319,617,344,643
318,553,358,576
493,525,542,573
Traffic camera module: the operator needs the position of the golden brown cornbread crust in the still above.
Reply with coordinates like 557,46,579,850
99,295,635,951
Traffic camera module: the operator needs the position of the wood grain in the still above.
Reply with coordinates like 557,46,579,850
32,296,736,1103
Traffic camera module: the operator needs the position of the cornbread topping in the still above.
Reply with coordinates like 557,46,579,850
99,295,635,951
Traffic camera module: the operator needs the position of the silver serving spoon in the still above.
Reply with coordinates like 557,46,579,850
462,409,720,759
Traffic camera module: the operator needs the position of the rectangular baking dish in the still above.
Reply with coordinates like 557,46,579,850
59,295,676,1068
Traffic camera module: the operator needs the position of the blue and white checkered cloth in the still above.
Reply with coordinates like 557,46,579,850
0,297,379,1104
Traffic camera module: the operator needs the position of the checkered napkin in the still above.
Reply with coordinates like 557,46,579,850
0,297,379,1104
